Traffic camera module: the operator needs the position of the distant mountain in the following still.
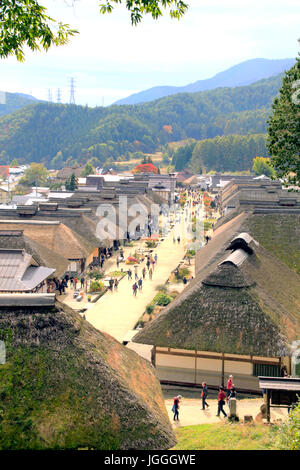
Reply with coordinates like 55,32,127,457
114,58,295,105
0,91,40,117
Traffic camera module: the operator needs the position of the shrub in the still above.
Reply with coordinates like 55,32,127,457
145,240,157,248
274,399,300,450
145,304,155,315
177,267,191,280
89,281,104,292
153,292,172,306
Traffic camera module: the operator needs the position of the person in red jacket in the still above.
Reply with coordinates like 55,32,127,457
216,386,227,417
227,375,233,398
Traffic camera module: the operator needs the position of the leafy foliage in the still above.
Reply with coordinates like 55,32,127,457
99,0,188,25
252,156,275,177
274,399,300,450
267,56,300,186
18,162,49,187
133,163,158,174
0,0,78,61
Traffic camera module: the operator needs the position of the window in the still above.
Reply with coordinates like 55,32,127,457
253,363,281,377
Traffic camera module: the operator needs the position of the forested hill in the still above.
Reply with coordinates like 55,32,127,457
0,91,40,117
0,73,283,169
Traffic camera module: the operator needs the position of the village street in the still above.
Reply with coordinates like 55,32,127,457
85,222,187,343
60,194,211,346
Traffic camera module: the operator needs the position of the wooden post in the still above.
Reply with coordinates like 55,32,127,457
194,350,197,385
151,346,156,367
266,390,271,423
221,352,225,387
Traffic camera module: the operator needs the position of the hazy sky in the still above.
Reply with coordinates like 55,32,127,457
0,0,299,106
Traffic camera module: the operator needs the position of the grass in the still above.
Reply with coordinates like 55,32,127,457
173,422,279,450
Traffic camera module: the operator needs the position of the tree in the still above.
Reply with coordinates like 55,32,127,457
252,156,275,178
0,1,188,61
81,162,95,177
0,0,78,61
267,54,300,186
10,158,19,167
18,162,49,187
100,0,188,25
65,173,77,191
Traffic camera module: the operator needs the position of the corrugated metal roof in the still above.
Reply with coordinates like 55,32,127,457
259,377,300,391
231,232,254,245
0,249,54,292
219,248,248,267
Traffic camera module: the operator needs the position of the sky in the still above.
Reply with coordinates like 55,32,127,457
0,0,299,106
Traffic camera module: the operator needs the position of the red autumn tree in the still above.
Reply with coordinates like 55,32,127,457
132,163,159,174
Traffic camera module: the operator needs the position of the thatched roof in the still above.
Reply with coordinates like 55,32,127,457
134,231,300,357
0,221,94,260
0,301,175,450
0,230,68,279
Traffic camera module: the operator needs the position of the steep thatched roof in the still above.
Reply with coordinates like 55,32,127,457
0,222,94,260
0,301,175,450
134,232,300,357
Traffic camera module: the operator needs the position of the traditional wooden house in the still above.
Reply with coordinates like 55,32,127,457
0,221,94,275
133,232,300,393
0,231,57,293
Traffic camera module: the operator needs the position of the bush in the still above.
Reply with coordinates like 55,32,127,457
89,281,104,292
274,399,300,450
177,267,191,280
145,304,155,315
153,292,172,306
145,240,157,248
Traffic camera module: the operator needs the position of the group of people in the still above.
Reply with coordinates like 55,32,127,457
53,275,85,295
172,375,237,421
130,253,157,297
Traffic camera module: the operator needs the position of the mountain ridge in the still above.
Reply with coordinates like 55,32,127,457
114,58,295,105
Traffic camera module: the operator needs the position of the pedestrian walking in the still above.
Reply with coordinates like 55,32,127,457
80,277,84,289
138,277,143,291
216,386,227,417
226,375,233,398
142,267,146,279
127,268,132,280
149,267,153,280
134,265,139,280
114,278,118,291
132,282,138,297
154,253,158,264
109,277,114,291
116,256,120,268
177,236,181,244
201,382,209,410
146,259,150,270
74,277,78,290
172,395,182,421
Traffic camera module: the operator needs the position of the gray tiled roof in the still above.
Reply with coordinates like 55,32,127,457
0,249,54,292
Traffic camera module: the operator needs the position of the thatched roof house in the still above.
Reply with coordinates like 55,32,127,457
0,221,95,273
0,296,176,450
133,231,300,391
0,229,68,279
